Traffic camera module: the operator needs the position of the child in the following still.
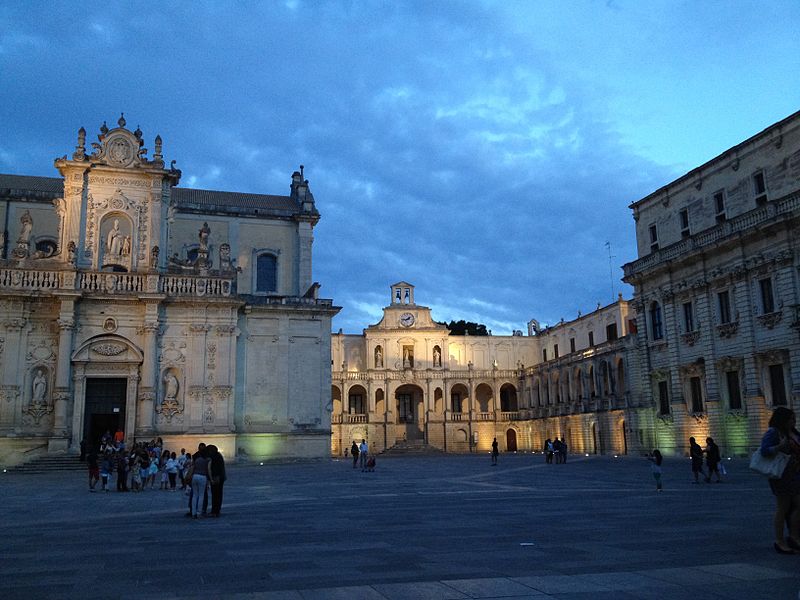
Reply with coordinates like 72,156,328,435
366,456,376,472
130,453,142,492
647,449,664,492
99,450,114,492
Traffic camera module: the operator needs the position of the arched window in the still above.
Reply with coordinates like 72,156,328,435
649,301,663,340
256,253,277,293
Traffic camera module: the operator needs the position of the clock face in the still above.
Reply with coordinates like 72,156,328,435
399,312,415,327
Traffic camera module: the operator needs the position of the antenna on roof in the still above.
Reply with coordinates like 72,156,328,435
605,241,616,302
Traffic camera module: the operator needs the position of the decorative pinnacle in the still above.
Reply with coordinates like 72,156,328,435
118,113,126,127
99,121,109,135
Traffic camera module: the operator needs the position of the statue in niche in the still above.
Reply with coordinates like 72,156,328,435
121,236,131,257
164,371,179,403
67,241,77,264
32,368,47,405
106,219,123,256
375,346,383,368
433,347,441,367
150,245,160,268
18,211,33,243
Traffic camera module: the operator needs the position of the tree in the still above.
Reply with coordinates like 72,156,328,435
446,320,489,336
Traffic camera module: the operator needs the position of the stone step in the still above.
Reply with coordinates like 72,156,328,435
7,454,85,473
382,441,444,456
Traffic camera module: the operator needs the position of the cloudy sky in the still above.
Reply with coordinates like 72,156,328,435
2,1,799,334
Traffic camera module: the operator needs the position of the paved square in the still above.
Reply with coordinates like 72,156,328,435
1,453,798,599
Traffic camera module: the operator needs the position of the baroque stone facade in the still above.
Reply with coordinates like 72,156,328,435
622,109,800,456
0,116,339,464
331,282,645,456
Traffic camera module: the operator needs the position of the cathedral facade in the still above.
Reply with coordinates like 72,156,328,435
0,116,339,465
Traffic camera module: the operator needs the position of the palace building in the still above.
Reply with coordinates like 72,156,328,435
0,116,339,465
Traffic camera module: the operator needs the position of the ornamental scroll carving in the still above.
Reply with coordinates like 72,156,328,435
91,343,126,356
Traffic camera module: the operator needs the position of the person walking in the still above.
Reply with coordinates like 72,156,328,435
359,439,369,472
705,437,722,483
207,444,227,517
491,437,499,466
87,447,99,492
689,437,706,483
758,407,800,554
544,438,553,464
350,441,359,469
647,449,664,492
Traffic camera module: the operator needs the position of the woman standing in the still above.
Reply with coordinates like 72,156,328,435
350,441,359,469
759,407,800,554
190,447,209,519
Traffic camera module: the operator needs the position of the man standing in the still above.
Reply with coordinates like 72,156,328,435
207,445,227,517
359,439,368,472
689,437,706,483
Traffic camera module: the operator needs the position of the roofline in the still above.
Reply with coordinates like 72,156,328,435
629,109,800,210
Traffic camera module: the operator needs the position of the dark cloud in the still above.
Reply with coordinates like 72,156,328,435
1,1,797,333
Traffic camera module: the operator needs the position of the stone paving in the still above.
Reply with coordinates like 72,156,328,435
0,452,798,599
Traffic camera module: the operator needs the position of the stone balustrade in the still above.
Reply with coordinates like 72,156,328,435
0,266,235,299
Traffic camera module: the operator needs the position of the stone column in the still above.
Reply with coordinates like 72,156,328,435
136,301,160,436
52,296,77,446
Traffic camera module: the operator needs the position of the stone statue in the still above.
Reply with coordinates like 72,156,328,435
375,347,383,368
18,210,33,243
164,371,179,403
67,241,77,264
433,347,441,367
106,219,123,255
150,245,160,268
121,235,131,257
219,243,232,270
198,222,210,251
32,369,47,405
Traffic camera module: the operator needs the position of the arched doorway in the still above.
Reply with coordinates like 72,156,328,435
621,420,628,455
395,384,424,441
499,384,518,412
506,428,518,451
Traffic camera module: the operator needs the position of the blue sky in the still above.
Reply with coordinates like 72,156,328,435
2,1,799,334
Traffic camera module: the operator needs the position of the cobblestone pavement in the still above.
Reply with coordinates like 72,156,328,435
1,453,798,599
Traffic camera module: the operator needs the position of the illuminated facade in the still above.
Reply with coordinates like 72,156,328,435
623,110,800,455
0,116,338,465
331,282,646,456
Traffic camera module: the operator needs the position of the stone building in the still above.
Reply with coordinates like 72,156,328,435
331,282,644,455
622,110,800,456
0,116,338,464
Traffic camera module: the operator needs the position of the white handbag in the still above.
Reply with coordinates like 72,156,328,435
749,449,790,479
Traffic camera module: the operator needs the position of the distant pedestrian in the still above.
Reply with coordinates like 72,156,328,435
491,438,499,466
351,441,359,469
705,437,722,483
116,451,129,492
79,438,87,462
553,438,563,464
207,444,227,517
99,450,113,492
189,444,209,519
87,447,99,492
166,452,179,491
689,437,706,483
359,439,369,471
545,438,553,464
366,456,376,472
647,449,663,492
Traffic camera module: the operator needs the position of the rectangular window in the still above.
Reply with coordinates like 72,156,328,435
542,348,547,362
256,254,278,293
726,370,742,410
606,323,618,341
588,331,594,347
769,364,787,406
348,394,364,414
714,190,726,222
569,337,576,353
679,208,690,238
554,344,559,359
759,277,775,313
650,303,663,340
690,376,704,413
658,380,670,415
683,301,694,332
648,223,659,252
753,171,767,205
451,392,461,413
717,290,731,324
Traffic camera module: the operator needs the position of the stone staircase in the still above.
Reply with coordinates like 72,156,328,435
381,439,443,456
6,453,85,474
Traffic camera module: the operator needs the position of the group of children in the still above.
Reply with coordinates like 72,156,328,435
85,436,193,493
